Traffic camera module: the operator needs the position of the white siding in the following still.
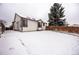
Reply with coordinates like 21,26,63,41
22,20,38,31
42,26,46,30
42,23,47,30
13,14,22,31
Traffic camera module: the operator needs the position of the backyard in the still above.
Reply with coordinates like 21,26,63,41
0,30,79,55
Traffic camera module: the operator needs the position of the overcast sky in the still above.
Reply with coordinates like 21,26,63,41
0,3,79,26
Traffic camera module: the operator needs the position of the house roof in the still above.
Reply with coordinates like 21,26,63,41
14,13,38,22
14,13,47,24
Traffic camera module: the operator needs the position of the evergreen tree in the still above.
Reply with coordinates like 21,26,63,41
48,3,66,26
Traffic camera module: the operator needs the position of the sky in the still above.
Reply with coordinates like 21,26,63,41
0,3,79,26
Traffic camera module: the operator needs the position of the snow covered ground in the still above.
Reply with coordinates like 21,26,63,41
0,30,79,55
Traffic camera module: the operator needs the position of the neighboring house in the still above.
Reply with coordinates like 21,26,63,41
71,24,79,27
13,13,47,32
68,24,79,27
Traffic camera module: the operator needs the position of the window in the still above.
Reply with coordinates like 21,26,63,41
21,17,28,27
38,22,42,27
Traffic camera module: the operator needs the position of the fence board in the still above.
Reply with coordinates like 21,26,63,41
46,26,79,33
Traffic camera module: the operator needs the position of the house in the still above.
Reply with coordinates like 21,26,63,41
13,13,38,32
13,13,47,32
70,24,79,27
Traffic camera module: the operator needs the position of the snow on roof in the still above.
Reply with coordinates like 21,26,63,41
15,13,48,23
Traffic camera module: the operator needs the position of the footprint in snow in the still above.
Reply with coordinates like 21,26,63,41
9,48,14,50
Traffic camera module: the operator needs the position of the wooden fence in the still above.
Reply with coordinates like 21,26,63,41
46,26,79,34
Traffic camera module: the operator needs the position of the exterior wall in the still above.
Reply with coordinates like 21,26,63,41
22,20,38,31
41,23,44,30
42,23,47,30
13,14,22,31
